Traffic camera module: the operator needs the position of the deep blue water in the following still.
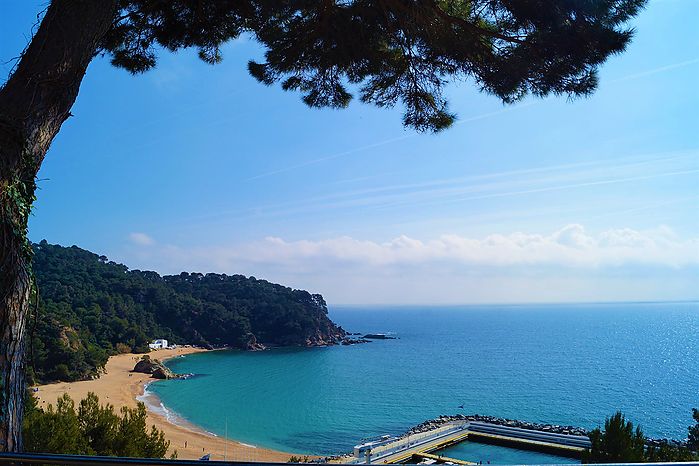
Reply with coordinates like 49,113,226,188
149,302,698,461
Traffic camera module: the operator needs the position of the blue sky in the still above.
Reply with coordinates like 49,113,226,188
2,1,698,304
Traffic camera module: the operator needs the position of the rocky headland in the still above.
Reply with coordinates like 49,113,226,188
30,241,364,383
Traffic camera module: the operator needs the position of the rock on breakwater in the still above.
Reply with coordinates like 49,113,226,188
402,414,689,449
403,414,589,437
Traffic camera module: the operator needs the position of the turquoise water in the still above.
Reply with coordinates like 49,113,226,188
150,302,698,460
440,442,577,465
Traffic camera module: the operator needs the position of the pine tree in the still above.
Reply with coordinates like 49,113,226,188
23,392,169,457
582,411,645,463
688,408,699,451
23,394,87,454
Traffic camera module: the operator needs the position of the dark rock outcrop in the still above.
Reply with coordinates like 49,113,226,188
246,334,267,351
132,356,180,379
341,338,370,345
363,333,396,340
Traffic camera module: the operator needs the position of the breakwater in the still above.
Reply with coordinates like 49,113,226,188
465,422,590,458
403,414,690,450
339,419,589,463
339,415,693,463
404,415,588,437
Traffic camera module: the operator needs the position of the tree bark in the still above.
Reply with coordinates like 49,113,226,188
0,0,118,450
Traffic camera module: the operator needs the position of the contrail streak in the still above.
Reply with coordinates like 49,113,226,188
245,103,537,181
584,196,699,222
373,169,699,212
243,58,698,181
245,134,417,181
608,58,699,83
244,150,698,218
142,149,696,231
168,158,699,229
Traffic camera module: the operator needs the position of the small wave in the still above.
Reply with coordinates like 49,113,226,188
135,382,152,405
239,443,258,449
138,383,193,430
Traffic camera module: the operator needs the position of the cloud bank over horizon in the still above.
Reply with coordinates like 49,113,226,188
122,224,699,305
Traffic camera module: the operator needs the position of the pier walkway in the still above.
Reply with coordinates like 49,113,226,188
411,452,473,465
350,422,470,464
347,421,591,464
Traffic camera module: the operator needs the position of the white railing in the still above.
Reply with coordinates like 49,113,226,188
349,421,469,463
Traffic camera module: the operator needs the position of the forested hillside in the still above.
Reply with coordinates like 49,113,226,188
28,241,345,383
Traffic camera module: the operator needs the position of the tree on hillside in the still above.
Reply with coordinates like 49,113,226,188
0,0,646,450
28,241,344,384
582,411,645,463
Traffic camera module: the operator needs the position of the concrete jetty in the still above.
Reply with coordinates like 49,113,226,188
412,452,475,464
347,420,591,464
466,422,590,458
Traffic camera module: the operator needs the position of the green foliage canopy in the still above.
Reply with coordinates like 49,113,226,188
101,0,648,131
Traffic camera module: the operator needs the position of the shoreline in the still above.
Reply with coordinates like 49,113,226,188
35,347,301,461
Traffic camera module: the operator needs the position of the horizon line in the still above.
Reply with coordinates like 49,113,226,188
328,299,699,308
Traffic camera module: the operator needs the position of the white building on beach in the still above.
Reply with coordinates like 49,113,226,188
148,339,169,350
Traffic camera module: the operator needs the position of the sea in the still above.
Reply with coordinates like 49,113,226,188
146,302,698,463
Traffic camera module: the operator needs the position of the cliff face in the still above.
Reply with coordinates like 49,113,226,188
30,241,346,382
304,331,344,347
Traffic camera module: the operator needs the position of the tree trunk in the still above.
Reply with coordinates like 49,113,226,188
0,222,31,452
0,0,118,450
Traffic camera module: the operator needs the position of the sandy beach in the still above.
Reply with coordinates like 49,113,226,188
34,347,297,461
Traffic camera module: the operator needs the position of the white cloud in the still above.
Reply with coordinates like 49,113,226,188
229,224,699,269
128,232,155,246
116,225,699,304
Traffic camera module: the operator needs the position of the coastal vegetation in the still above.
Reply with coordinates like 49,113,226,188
582,411,699,463
688,409,699,450
23,392,169,457
583,412,645,463
28,241,345,383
